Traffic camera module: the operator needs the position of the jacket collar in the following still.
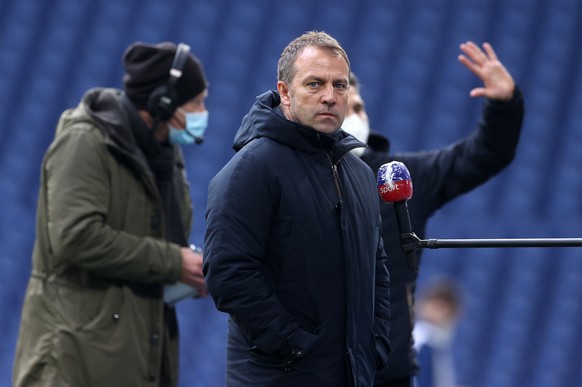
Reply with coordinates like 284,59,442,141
234,90,365,163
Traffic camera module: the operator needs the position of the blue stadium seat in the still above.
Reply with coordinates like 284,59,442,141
2,1,582,386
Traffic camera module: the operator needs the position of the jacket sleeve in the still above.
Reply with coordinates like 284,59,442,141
401,86,525,215
203,149,318,358
45,125,182,283
373,215,391,368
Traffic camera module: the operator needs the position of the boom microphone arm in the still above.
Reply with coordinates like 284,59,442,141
401,233,582,250
377,161,582,272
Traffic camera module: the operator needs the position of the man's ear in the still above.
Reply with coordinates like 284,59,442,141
277,81,290,107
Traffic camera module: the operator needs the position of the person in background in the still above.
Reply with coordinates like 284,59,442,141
342,41,524,387
203,31,391,387
12,41,209,387
413,278,464,387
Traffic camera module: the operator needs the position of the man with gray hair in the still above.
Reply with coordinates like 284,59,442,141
203,31,391,386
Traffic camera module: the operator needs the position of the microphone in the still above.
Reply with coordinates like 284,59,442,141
377,161,419,272
376,162,582,255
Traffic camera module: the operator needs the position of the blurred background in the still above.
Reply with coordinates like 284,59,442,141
1,0,581,386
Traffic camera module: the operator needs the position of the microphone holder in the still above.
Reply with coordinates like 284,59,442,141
400,232,582,251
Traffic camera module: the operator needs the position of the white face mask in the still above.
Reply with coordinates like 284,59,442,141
342,113,370,157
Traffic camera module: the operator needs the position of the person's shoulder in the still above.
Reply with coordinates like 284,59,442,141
236,136,284,157
224,137,283,173
55,106,105,141
367,132,390,153
347,152,375,173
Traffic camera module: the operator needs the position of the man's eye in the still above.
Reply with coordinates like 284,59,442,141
335,83,347,89
308,82,320,87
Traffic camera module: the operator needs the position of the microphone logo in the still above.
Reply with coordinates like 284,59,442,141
377,161,413,203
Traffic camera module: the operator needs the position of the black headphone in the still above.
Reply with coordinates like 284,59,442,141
147,42,191,121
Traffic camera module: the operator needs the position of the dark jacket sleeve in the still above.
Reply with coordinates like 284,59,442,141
398,86,525,218
203,149,318,358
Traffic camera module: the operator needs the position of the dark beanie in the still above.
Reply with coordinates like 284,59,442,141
122,41,207,109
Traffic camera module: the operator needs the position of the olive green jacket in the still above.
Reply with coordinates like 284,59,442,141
13,88,192,387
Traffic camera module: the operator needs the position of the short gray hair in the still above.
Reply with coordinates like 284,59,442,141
277,31,350,84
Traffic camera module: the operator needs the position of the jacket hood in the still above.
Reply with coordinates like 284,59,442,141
233,90,366,163
86,88,138,150
59,87,139,153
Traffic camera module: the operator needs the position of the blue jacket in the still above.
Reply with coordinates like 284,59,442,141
204,90,391,387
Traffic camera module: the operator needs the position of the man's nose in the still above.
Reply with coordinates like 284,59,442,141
321,84,337,105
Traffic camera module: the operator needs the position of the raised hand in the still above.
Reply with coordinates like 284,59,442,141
458,41,515,101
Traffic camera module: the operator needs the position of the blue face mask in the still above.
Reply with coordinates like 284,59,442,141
168,111,209,145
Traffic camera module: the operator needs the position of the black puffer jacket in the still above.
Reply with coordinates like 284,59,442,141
204,90,391,387
365,88,525,385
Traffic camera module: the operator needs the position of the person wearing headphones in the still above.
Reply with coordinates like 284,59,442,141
12,41,209,387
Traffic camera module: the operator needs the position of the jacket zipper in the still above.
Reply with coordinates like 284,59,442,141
320,137,353,380
331,162,343,202
327,154,344,214
318,133,343,204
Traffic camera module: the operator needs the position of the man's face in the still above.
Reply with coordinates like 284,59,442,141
346,85,369,123
342,84,371,153
277,46,350,134
167,89,208,130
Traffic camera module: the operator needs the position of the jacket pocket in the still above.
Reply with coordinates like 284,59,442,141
54,282,124,330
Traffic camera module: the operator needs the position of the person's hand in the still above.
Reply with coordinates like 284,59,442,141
458,41,515,101
180,247,208,297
